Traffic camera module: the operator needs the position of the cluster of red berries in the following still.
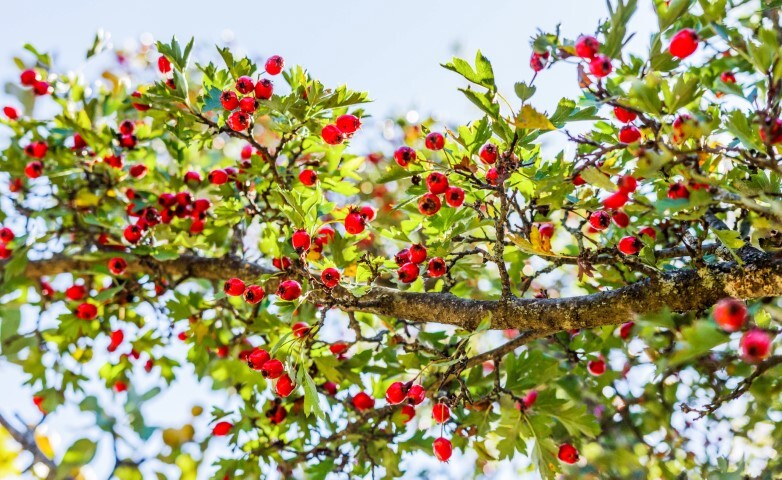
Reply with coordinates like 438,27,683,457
713,297,774,363
0,226,14,260
243,346,297,397
219,55,283,132
321,114,362,145
394,243,446,284
343,205,376,235
224,277,302,304
385,381,454,461
20,69,51,96
574,35,612,78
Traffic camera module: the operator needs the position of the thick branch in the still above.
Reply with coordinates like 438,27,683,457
9,250,782,333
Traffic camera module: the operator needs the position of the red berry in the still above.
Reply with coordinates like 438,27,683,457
444,187,465,207
247,348,270,370
32,81,51,96
618,235,642,255
428,258,447,277
558,443,579,464
0,244,10,260
330,342,349,355
336,114,361,135
261,359,285,379
589,54,612,78
129,164,148,178
184,171,202,188
617,175,637,193
589,211,611,231
212,421,233,436
433,437,452,462
572,174,586,186
0,227,15,244
432,403,450,423
223,278,246,296
397,262,419,284
740,329,772,363
220,90,239,110
107,329,124,352
639,226,657,240
157,56,172,74
426,172,449,195
321,268,340,288
418,193,441,216
299,169,317,186
613,106,637,123
344,211,366,235
123,225,143,244
318,226,336,244
407,384,426,405
113,381,128,393
425,132,445,150
530,52,548,72
360,205,376,222
239,96,257,113
241,144,254,160
618,321,634,340
292,322,310,338
209,169,229,185
65,285,86,301
714,298,747,332
667,182,690,199
409,244,427,264
131,91,150,111
323,382,338,396
108,257,127,275
538,223,554,239
273,256,292,270
292,229,311,253
75,303,98,320
157,193,176,208
479,143,498,164
277,280,302,301
386,382,407,404
321,124,344,145
760,118,782,144
3,106,19,120
721,71,736,84
612,211,630,228
522,390,538,409
243,285,265,304
176,191,193,206
265,55,285,75
486,167,500,186
20,69,40,86
395,249,412,266
275,373,295,397
235,76,254,94
25,141,48,159
575,35,599,59
393,146,416,167
254,79,273,100
670,28,699,59
227,111,250,131
603,190,629,210
619,125,641,143
400,404,415,423
587,357,606,375
193,199,211,213
352,392,375,411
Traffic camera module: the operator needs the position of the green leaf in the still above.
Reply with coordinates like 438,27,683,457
579,167,617,192
534,391,600,438
668,320,729,367
603,0,638,58
460,88,500,118
514,82,536,102
714,230,745,249
298,365,325,419
442,51,496,91
658,0,693,31
61,438,97,468
515,104,555,130
504,350,561,393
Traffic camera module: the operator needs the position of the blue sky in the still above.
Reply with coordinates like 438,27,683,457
0,1,659,478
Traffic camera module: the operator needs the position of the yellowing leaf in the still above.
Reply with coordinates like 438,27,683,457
530,225,552,253
34,431,54,459
515,105,555,131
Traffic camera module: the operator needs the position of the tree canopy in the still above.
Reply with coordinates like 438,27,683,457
2,0,782,478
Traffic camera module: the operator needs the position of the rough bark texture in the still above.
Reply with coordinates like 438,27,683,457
9,250,782,333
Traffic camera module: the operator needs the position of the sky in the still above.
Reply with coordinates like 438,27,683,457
0,0,660,478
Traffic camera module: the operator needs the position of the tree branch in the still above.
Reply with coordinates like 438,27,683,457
0,413,56,480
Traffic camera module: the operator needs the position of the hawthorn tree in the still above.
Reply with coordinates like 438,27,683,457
2,0,782,478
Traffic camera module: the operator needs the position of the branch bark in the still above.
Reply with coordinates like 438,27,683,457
9,249,782,333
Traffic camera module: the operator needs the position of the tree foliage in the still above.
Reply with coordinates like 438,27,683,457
2,1,782,479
